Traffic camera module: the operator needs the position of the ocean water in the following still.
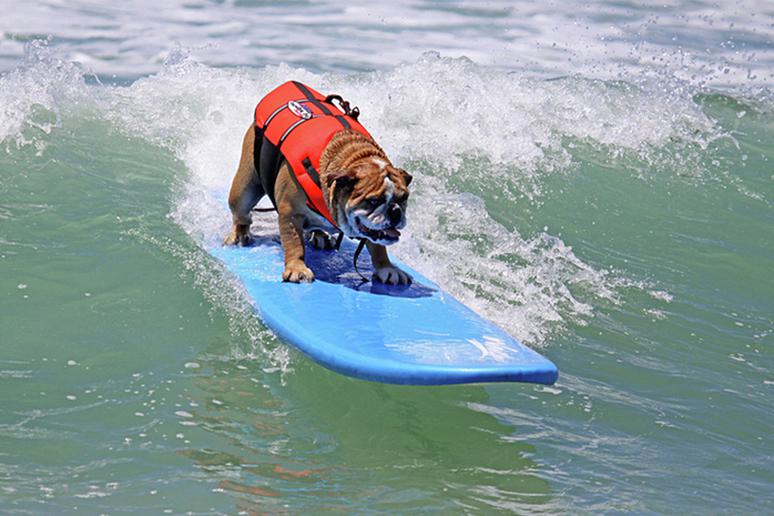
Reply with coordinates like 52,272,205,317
1,1,772,513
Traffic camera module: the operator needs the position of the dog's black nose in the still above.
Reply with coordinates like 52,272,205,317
388,204,402,226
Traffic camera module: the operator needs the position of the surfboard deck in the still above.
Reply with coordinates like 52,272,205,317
209,235,558,385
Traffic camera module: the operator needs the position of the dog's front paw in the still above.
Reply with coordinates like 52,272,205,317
373,265,412,286
282,262,314,283
308,230,336,250
224,225,253,247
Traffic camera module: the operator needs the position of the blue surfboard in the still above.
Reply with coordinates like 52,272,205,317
209,235,558,385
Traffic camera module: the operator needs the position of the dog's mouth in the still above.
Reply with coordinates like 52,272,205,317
355,217,400,243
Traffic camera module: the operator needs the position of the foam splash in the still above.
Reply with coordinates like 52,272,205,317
0,40,86,153
109,52,709,344
2,46,726,345
330,53,719,159
124,226,293,378
393,180,631,344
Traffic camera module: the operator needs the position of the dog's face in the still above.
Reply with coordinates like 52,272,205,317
326,158,412,245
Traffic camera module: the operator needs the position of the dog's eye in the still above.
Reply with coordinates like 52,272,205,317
366,197,383,207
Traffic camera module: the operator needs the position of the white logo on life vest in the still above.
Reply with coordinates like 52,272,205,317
287,100,312,120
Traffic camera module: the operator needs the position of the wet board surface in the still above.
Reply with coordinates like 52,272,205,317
209,237,558,385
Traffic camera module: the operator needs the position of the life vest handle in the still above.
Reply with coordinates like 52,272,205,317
324,94,360,121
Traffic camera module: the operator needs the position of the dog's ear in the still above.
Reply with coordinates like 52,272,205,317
325,169,357,190
399,169,413,186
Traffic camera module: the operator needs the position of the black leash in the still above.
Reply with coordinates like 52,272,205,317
352,238,369,283
334,231,345,250
331,232,370,283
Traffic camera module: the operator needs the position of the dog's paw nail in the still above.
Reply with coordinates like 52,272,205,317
374,266,411,286
283,265,314,283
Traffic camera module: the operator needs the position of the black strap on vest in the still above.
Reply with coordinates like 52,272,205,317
292,81,332,115
301,157,321,188
253,124,283,208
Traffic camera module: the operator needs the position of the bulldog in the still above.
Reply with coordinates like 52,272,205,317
224,82,412,285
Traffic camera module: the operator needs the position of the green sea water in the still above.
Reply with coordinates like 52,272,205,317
1,41,773,514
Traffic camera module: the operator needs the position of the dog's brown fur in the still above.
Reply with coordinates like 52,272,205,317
225,126,412,285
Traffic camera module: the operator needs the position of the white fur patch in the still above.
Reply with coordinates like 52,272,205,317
372,157,388,170
383,176,394,202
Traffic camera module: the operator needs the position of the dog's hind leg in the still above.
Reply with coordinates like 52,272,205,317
225,124,265,246
308,230,337,250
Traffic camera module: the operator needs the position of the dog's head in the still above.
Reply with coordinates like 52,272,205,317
325,158,412,245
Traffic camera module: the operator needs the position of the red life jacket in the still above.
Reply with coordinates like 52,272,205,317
253,81,372,226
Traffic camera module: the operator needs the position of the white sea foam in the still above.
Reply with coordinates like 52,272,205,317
99,52,712,345
0,40,85,152
1,46,726,345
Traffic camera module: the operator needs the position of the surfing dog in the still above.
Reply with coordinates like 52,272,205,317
224,85,412,285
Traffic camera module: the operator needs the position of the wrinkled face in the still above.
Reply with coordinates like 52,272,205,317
327,158,412,245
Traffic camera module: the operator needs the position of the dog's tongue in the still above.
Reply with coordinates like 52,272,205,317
384,228,401,239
